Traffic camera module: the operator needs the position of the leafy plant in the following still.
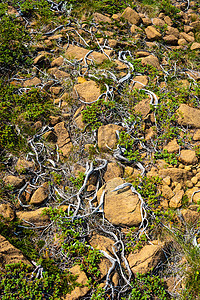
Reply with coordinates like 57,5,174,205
154,149,179,166
127,272,169,300
0,262,77,299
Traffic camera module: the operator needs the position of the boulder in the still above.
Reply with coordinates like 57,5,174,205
104,162,123,182
54,122,72,157
93,12,112,23
90,234,114,256
166,26,179,38
163,139,179,153
152,18,165,27
30,182,49,205
134,98,151,117
176,104,200,128
193,129,200,141
64,265,90,300
3,175,24,189
127,241,165,274
191,42,200,50
169,190,184,208
51,56,64,67
0,204,15,220
163,35,178,45
145,26,162,41
15,158,34,173
159,168,190,182
179,150,198,165
131,75,149,89
181,207,200,223
141,55,161,70
185,187,200,203
65,44,110,65
102,177,142,227
0,235,30,268
23,77,41,87
98,124,123,151
16,207,51,226
161,185,174,200
179,32,194,43
74,80,101,103
121,7,141,25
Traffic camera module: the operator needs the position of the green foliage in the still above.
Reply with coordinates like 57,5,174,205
69,171,85,189
0,262,77,300
154,149,178,166
158,0,180,17
0,217,40,261
0,15,31,74
50,172,63,185
82,99,116,130
118,130,142,162
128,272,168,300
0,82,57,152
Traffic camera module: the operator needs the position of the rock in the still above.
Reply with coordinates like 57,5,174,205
74,80,101,103
54,122,72,157
98,124,123,151
0,235,30,268
163,176,171,186
104,162,123,182
103,177,142,227
16,207,50,226
64,265,90,300
185,187,200,203
90,234,114,256
163,35,178,45
193,130,200,141
50,69,69,80
191,42,200,50
93,12,112,23
73,107,85,130
179,32,195,42
163,139,179,153
15,158,34,173
30,182,49,205
33,120,43,130
141,55,161,70
153,18,165,26
177,104,200,128
121,7,141,25
33,54,49,66
166,26,179,38
43,131,57,142
190,21,200,31
164,16,173,26
145,26,162,41
130,24,142,34
178,38,188,45
50,86,62,95
0,204,15,220
134,98,151,117
127,241,165,274
159,168,190,182
181,207,200,223
49,116,62,126
145,127,155,141
3,175,24,189
131,75,149,89
23,77,41,87
51,56,64,67
169,190,184,208
161,185,174,200
184,25,193,33
179,150,198,165
142,17,152,26
65,44,110,65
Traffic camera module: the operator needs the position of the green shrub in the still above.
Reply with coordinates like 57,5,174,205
0,262,77,300
0,15,31,74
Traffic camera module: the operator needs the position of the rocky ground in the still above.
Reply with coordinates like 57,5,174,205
0,0,200,299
